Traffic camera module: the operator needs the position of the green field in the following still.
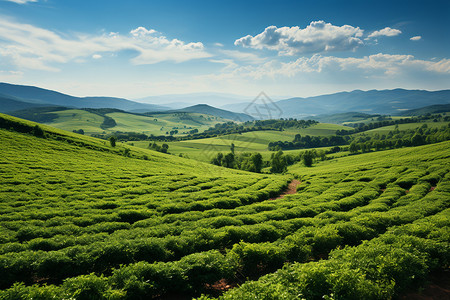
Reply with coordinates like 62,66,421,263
39,109,228,136
131,123,352,162
0,113,449,299
359,121,449,135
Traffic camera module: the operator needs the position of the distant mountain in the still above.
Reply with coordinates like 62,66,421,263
0,83,168,112
399,104,450,116
224,89,450,119
0,93,47,113
170,104,255,121
135,92,255,109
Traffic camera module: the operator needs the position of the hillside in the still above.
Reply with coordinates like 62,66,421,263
0,114,448,299
400,103,450,116
0,82,168,112
8,107,230,136
306,112,379,124
169,104,254,122
0,94,47,113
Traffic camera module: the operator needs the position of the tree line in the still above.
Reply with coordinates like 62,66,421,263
211,144,327,174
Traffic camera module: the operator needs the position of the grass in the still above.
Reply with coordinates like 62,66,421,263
131,123,352,162
40,108,229,136
45,109,105,134
358,121,449,134
1,113,448,299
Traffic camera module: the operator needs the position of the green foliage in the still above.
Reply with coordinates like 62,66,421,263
109,136,116,147
0,112,449,299
270,150,287,173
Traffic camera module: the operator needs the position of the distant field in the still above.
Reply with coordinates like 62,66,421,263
41,109,228,136
357,121,448,135
45,109,105,133
342,116,410,125
131,123,352,162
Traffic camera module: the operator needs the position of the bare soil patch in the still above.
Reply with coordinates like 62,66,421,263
271,179,301,200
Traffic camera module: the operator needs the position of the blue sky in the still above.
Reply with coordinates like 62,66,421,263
0,0,449,100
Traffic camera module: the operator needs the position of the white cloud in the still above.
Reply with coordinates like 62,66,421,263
234,21,364,55
367,27,401,38
130,27,157,37
0,18,212,71
410,35,422,41
207,53,450,80
4,0,37,4
92,54,102,59
214,42,224,47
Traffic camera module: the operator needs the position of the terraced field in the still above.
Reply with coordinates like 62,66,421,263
0,113,449,299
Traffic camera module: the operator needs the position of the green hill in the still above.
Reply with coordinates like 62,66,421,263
9,107,230,136
169,104,254,122
308,112,379,124
399,103,450,116
0,113,448,299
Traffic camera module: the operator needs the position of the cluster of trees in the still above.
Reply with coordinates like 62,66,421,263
337,113,449,135
72,129,84,135
211,147,326,173
269,134,349,151
148,142,169,153
349,123,450,153
211,147,264,173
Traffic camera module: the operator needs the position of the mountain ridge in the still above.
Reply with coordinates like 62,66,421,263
0,82,169,112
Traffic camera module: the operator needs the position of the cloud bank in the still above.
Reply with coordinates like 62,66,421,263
234,21,364,55
4,0,37,4
208,53,450,80
0,19,211,71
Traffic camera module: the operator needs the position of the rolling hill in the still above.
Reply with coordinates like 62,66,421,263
168,104,254,122
0,82,168,112
9,106,231,136
0,112,448,299
399,103,450,116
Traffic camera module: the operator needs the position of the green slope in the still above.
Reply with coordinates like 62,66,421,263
10,107,230,136
214,141,450,299
0,112,449,299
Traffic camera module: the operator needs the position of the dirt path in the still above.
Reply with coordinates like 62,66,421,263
270,179,301,200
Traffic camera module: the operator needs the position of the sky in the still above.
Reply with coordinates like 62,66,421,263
0,0,449,101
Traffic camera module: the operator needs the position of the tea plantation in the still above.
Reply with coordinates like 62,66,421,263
0,113,449,299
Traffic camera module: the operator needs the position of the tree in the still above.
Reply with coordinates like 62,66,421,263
230,143,235,154
211,153,224,166
251,153,263,173
349,141,359,153
33,125,44,138
270,150,287,173
222,153,235,168
109,136,116,147
302,150,314,167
